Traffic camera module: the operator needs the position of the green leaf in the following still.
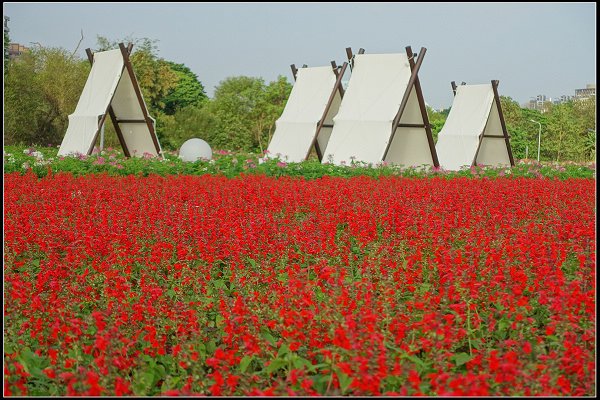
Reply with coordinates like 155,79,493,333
293,356,316,372
145,370,158,387
312,374,331,394
167,289,176,299
265,358,287,374
261,329,277,347
240,355,253,373
277,343,289,358
213,279,226,289
402,354,426,368
452,352,473,367
335,368,353,393
197,343,207,358
4,343,15,355
206,340,216,354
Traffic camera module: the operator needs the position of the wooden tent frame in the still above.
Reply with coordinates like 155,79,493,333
450,80,515,167
287,60,349,161
82,42,162,158
344,46,439,167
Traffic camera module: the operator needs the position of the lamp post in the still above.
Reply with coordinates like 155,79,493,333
530,119,541,162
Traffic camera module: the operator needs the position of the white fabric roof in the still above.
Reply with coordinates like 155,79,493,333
266,66,338,162
435,84,510,170
58,48,160,157
58,49,124,156
322,53,434,167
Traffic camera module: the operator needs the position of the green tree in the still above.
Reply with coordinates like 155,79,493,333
427,106,448,142
204,75,292,152
4,46,89,146
572,97,596,161
163,61,208,115
254,75,292,152
500,96,546,160
544,102,584,162
159,104,216,150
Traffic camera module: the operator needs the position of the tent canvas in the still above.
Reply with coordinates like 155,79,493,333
322,47,438,167
58,43,162,158
266,62,347,162
435,81,514,171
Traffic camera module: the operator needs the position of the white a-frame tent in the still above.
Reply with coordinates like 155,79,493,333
58,43,162,158
322,47,438,167
265,61,348,162
435,81,514,171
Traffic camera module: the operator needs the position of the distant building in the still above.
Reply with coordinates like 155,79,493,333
574,84,596,101
525,94,553,113
525,84,596,110
553,95,573,105
8,42,28,60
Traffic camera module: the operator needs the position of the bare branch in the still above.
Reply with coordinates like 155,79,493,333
70,29,84,59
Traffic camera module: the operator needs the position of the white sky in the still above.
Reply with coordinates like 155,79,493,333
3,2,596,109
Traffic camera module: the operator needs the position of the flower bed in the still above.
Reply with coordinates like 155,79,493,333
3,172,596,396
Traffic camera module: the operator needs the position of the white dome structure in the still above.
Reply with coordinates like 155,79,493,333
179,138,212,162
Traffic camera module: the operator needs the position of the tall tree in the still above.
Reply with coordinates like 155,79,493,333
500,96,546,160
163,61,208,115
572,97,596,161
4,46,88,146
545,102,583,162
204,75,292,152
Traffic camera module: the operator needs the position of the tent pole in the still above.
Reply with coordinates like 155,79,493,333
405,46,439,167
383,47,427,162
491,80,515,166
309,61,349,161
451,81,458,96
100,123,105,151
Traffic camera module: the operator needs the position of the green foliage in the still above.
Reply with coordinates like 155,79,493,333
427,106,449,142
158,104,215,150
202,75,292,152
163,61,208,114
3,46,89,146
500,96,545,160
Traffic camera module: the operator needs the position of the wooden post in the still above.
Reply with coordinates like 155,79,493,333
404,46,439,167
308,62,349,161
491,80,515,166
331,61,345,97
383,47,436,165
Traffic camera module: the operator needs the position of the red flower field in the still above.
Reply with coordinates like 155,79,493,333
3,172,596,396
